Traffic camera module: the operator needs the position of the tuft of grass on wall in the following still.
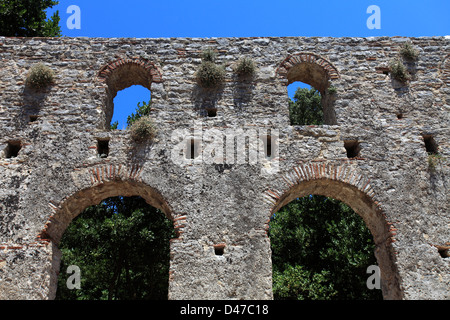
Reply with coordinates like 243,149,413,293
389,59,411,83
400,42,419,61
427,153,443,172
327,86,337,95
128,115,156,142
234,57,255,77
201,48,217,63
26,63,54,89
196,58,225,89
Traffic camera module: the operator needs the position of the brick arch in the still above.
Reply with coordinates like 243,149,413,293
263,162,403,300
97,57,163,129
276,52,339,93
38,164,185,299
39,163,184,245
97,57,163,86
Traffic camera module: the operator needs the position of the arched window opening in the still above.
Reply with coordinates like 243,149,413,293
278,53,339,125
55,196,175,300
98,58,162,130
286,64,336,125
111,85,151,130
269,195,383,300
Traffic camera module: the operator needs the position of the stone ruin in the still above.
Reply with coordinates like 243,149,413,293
0,36,448,299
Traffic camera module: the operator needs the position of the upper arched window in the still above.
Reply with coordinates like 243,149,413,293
97,58,162,129
277,53,339,125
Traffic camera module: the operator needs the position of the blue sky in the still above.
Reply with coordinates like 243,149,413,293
48,0,449,128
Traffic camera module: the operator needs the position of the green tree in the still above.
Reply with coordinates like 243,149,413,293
0,0,61,37
289,87,323,125
56,196,175,300
126,100,151,128
110,121,119,130
110,98,150,130
269,195,382,300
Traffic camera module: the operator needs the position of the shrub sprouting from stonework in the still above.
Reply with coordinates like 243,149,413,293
26,63,54,89
128,115,156,142
234,57,255,77
196,62,225,88
327,86,337,95
196,49,225,88
400,42,419,61
389,59,411,83
201,48,216,63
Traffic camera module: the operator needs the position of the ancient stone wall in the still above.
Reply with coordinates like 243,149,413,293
0,36,448,299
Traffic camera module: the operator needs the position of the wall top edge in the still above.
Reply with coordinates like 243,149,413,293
0,35,449,42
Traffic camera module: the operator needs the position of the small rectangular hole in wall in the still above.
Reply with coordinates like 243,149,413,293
97,139,109,158
29,115,39,123
344,140,361,158
214,244,225,256
436,244,450,258
423,135,438,155
206,108,217,117
376,66,391,75
5,141,22,158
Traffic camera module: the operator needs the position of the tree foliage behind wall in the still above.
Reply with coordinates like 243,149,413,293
56,196,175,300
0,0,61,37
289,87,323,125
269,195,383,300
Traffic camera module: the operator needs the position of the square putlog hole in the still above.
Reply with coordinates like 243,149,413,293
206,108,217,118
436,244,450,258
344,140,361,158
97,139,110,158
5,141,22,159
423,135,438,155
214,244,226,256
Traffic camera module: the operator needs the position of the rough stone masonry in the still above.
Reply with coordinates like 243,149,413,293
0,36,448,300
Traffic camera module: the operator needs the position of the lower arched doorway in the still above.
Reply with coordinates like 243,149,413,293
264,164,403,300
269,194,382,300
55,195,175,300
40,180,177,300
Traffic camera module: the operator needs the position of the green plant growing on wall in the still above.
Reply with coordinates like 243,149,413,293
389,59,411,83
196,49,225,88
234,57,255,77
400,42,419,61
201,48,216,63
26,63,54,89
127,100,152,127
327,86,337,95
427,153,443,172
128,115,156,142
110,121,119,130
